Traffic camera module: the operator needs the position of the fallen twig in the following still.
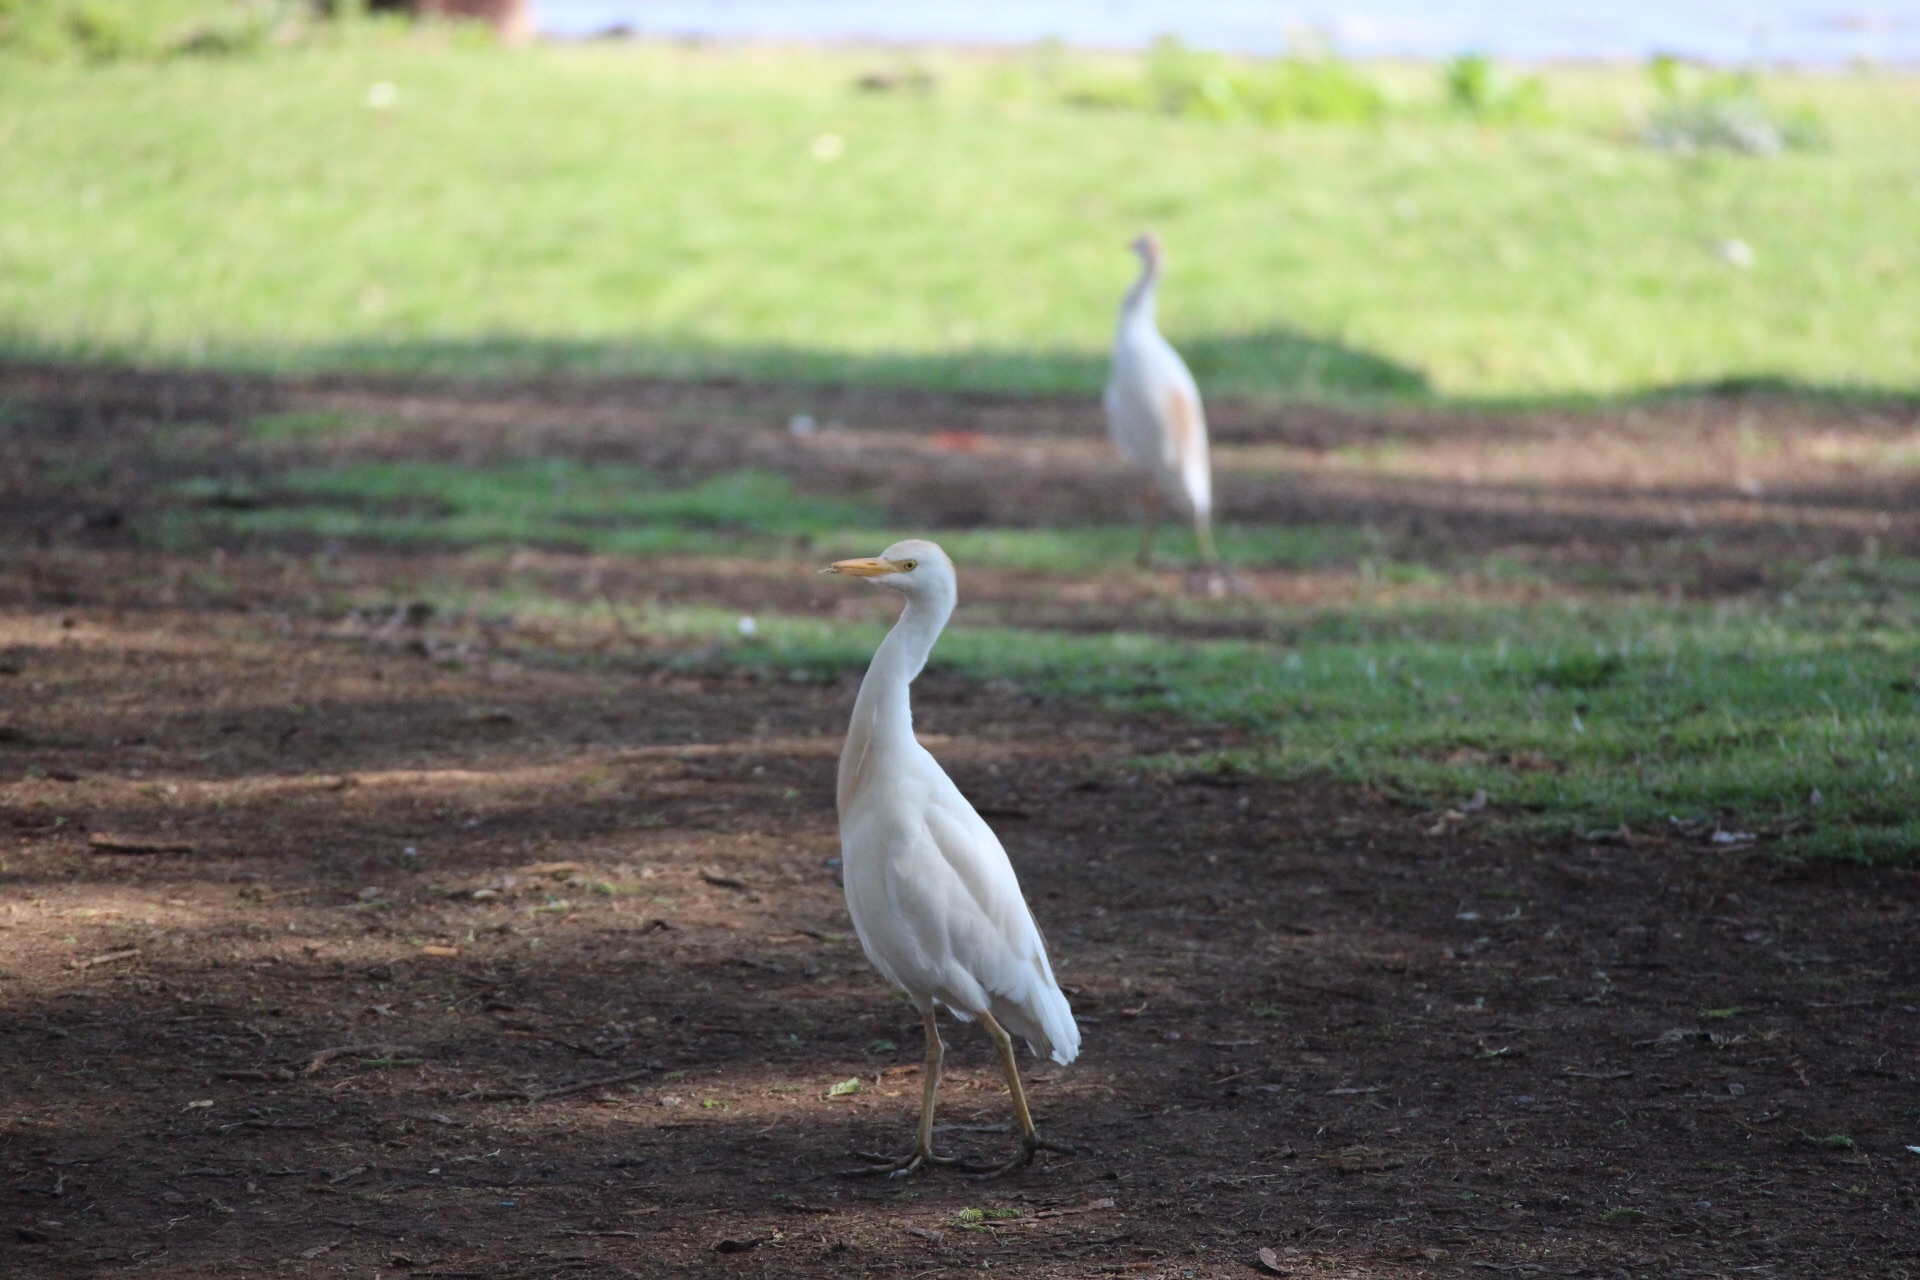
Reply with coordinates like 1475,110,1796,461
1032,1197,1117,1220
512,1066,657,1103
699,869,749,890
301,1044,420,1076
71,947,140,970
89,833,194,855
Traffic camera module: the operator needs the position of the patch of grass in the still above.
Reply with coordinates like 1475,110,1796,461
955,1206,1024,1224
149,458,1920,862
1601,1206,1647,1224
173,461,876,556
0,0,299,62
166,459,1372,571
1527,651,1625,691
244,409,368,441
1,43,1916,400
405,570,1920,861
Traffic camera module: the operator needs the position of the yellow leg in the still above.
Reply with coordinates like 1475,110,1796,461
841,1009,959,1178
976,1011,1075,1179
1194,512,1219,568
1137,481,1161,568
915,1008,944,1155
1190,513,1234,597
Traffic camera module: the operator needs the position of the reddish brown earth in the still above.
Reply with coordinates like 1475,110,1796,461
1,367,1916,1279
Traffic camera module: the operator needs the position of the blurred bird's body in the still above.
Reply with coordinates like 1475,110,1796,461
1104,233,1220,576
825,541,1078,1178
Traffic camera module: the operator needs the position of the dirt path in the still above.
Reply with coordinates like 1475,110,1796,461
1,367,1916,1278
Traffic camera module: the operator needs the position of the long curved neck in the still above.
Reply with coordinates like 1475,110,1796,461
837,587,954,813
1120,252,1159,332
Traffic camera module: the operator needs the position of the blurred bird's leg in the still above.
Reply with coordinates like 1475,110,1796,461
1190,513,1233,598
972,1011,1076,1179
841,1009,962,1177
1194,511,1219,568
1136,482,1161,568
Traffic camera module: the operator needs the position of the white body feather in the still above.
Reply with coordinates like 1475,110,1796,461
1104,237,1214,536
835,542,1079,1065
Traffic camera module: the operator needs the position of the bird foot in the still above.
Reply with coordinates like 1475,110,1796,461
1186,567,1238,598
837,1149,969,1179
970,1134,1078,1180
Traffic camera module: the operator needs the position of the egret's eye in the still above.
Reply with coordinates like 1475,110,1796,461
900,560,918,571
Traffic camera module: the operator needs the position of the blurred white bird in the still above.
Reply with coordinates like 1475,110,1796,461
823,540,1078,1178
1104,232,1221,580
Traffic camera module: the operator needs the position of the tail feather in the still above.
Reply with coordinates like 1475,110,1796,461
993,980,1080,1066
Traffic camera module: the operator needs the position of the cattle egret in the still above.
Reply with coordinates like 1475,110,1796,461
823,540,1078,1177
1104,232,1221,582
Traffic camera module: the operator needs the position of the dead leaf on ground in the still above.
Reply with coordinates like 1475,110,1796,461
1313,1145,1403,1173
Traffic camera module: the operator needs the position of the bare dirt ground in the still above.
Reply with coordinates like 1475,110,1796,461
2,366,1917,1279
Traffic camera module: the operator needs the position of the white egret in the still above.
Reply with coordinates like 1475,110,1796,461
823,540,1078,1178
1104,232,1221,579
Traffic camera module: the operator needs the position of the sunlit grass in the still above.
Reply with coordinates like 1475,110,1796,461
165,459,1374,571
402,582,1920,863
184,453,1920,861
2,41,1917,399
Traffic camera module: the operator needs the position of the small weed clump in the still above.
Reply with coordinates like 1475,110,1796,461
1644,56,1827,155
1008,36,1386,126
0,0,285,61
1443,52,1548,122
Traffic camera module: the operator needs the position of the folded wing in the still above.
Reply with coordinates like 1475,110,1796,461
876,762,1080,1065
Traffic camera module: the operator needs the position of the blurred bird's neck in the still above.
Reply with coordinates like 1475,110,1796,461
1121,257,1159,330
839,589,955,809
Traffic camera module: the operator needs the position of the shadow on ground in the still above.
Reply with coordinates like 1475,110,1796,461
190,325,1434,403
2,363,1916,607
0,575,1915,1278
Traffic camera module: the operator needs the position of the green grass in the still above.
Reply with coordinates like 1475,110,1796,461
2,39,1917,400
165,459,1371,572
178,458,1920,861
426,572,1920,863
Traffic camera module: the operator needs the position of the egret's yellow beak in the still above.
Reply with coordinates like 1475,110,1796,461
822,557,901,578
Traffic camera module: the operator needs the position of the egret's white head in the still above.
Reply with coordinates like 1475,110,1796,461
821,538,954,602
1129,231,1163,269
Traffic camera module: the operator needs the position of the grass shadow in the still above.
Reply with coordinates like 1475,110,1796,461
12,324,1432,404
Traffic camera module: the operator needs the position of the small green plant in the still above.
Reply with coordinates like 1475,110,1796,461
1645,56,1826,155
956,1207,1025,1227
1054,36,1382,125
1528,651,1624,691
1140,36,1384,125
1443,53,1547,122
1820,1133,1855,1150
0,0,288,62
1602,1206,1647,1224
